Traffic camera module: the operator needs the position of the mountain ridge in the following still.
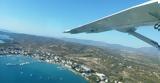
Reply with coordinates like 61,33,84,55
61,37,160,56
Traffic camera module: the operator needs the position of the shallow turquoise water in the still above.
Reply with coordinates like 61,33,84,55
0,55,88,83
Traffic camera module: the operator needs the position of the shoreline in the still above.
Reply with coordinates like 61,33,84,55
0,53,108,83
0,54,90,83
45,60,90,82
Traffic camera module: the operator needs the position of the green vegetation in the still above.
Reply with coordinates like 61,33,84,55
0,31,160,83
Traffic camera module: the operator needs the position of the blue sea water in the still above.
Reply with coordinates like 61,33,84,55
0,40,4,43
0,55,88,83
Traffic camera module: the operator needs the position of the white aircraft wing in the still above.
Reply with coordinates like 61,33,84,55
64,0,160,34
64,0,160,50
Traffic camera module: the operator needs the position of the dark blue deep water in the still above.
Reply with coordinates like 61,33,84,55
0,55,88,83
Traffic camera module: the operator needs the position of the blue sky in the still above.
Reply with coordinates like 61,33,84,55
0,0,159,48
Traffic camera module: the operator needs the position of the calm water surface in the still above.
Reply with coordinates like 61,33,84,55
0,55,88,83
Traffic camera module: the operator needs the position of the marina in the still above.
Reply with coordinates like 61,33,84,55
0,55,88,83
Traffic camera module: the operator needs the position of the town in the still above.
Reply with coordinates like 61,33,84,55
0,31,159,83
0,47,122,83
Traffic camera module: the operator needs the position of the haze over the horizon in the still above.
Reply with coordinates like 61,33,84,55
0,0,159,48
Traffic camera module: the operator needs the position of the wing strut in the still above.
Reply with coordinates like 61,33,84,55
128,31,160,50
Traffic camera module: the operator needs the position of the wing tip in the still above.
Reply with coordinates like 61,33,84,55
63,29,81,34
63,29,71,33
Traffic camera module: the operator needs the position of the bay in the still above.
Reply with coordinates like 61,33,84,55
0,55,88,83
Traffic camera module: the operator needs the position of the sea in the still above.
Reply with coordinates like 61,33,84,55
0,55,88,83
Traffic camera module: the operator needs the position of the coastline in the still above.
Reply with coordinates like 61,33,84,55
45,60,90,83
0,53,108,83
0,54,89,83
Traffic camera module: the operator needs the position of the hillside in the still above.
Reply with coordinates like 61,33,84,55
0,31,159,83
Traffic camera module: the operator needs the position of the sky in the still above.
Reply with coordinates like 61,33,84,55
0,0,159,48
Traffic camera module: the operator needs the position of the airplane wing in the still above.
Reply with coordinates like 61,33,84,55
64,0,160,34
64,0,160,50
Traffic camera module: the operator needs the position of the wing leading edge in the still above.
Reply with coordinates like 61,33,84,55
65,0,159,34
64,0,160,50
